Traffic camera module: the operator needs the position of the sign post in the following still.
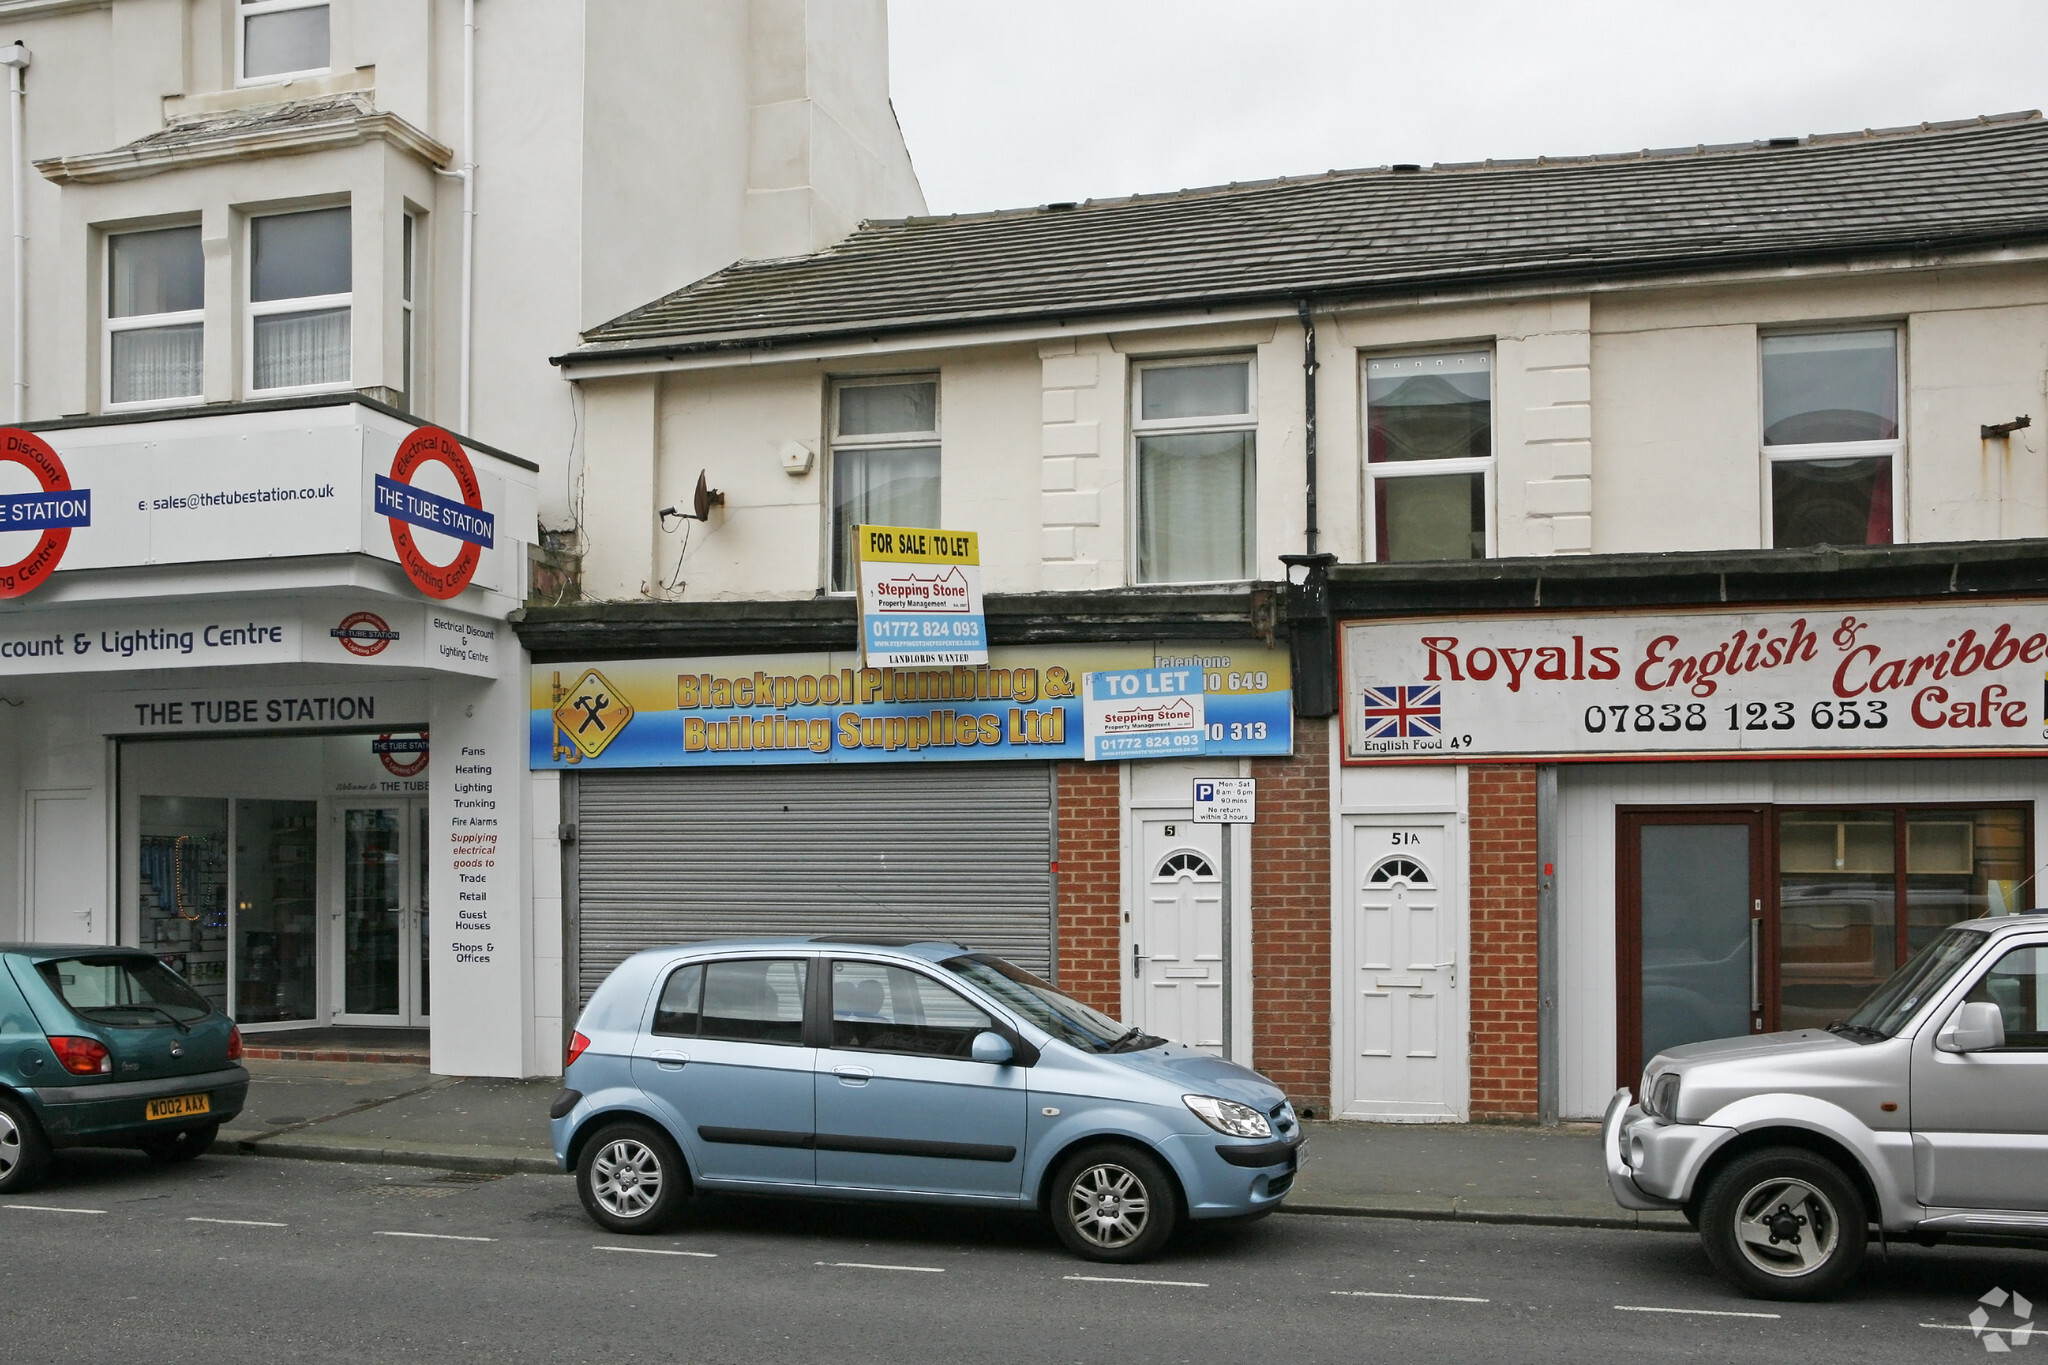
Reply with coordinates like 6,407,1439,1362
854,524,987,668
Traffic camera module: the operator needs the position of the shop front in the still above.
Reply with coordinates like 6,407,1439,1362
1336,587,2048,1121
0,400,542,1076
528,640,1295,1064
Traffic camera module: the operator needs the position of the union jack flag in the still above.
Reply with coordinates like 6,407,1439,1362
1359,684,1442,739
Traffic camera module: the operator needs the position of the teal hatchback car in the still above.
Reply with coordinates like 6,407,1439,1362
552,937,1304,1262
0,945,248,1191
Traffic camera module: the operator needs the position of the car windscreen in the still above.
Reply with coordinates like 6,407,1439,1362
941,953,1129,1053
1838,926,1987,1039
35,955,212,1027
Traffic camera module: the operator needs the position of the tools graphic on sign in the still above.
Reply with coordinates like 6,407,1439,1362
552,669,633,761
0,428,89,599
573,692,610,732
1359,684,1442,739
378,425,494,600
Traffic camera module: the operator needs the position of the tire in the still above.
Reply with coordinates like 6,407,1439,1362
1049,1144,1179,1263
576,1121,688,1235
1698,1147,1868,1301
0,1094,50,1195
141,1121,219,1165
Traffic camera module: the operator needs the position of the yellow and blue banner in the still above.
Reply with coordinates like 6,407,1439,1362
531,642,1291,769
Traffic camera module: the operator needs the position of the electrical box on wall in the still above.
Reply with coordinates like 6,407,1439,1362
780,441,815,475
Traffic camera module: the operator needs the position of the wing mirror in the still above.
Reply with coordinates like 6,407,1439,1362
970,1031,1015,1065
1936,1000,2007,1053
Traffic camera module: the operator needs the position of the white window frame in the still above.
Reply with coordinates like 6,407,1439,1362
1128,354,1258,586
399,211,417,413
1758,324,1905,548
236,0,332,87
826,373,942,593
102,225,205,413
244,206,353,398
1361,346,1496,563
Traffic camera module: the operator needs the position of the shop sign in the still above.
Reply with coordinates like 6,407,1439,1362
529,642,1292,770
91,682,429,735
376,426,495,600
1341,600,2048,763
1193,779,1256,824
374,731,430,777
855,524,987,667
1083,666,1205,759
0,428,88,598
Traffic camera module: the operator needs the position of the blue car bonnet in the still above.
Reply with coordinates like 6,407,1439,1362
1107,1041,1285,1110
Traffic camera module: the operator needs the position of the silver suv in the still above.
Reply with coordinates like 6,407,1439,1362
1605,913,2047,1300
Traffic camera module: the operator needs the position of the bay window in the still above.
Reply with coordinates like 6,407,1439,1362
1365,350,1491,562
105,225,203,408
1133,358,1254,584
1761,328,1901,548
249,206,351,394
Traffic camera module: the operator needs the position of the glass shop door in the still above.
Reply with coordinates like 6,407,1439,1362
334,801,429,1026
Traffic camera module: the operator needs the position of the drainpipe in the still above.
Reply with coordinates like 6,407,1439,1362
459,0,475,433
1280,299,1337,717
2,44,29,423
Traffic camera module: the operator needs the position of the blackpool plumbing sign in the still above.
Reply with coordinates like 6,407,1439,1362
1341,600,2048,763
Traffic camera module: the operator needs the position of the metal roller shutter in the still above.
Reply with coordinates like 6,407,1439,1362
572,764,1054,1008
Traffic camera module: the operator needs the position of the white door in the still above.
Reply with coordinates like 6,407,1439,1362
27,791,100,943
1340,822,1465,1120
1133,818,1225,1053
333,801,429,1025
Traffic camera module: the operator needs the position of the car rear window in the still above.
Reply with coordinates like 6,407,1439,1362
35,955,212,1026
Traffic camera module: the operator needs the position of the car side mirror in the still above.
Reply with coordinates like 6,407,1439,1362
970,1031,1014,1065
1936,1000,2007,1053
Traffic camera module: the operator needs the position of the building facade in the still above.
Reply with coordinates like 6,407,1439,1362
0,0,922,1076
532,113,2048,1112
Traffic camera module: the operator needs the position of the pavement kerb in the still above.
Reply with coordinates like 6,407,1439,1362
200,1137,1693,1231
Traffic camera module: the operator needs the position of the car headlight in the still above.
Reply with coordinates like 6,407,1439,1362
1648,1072,1681,1123
1183,1094,1273,1138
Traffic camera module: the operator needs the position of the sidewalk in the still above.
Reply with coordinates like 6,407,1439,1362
217,1059,1686,1231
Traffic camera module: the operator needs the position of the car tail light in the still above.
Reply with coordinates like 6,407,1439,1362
48,1035,111,1076
227,1025,243,1062
565,1031,591,1069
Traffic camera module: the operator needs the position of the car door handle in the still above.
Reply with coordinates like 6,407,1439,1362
652,1050,689,1070
832,1065,872,1085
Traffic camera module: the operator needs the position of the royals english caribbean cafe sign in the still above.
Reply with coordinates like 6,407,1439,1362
1341,600,2048,763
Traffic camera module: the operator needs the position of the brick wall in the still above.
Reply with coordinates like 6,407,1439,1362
1054,762,1121,1017
1249,715,1333,1117
1467,764,1539,1119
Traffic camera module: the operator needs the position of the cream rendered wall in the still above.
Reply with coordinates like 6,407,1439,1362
1906,302,2048,542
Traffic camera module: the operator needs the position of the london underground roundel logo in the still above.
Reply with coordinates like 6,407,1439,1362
375,426,494,600
0,428,90,599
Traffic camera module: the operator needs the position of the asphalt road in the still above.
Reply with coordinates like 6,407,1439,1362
1,1148,2042,1364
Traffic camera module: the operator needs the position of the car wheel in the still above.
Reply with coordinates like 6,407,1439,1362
577,1121,687,1234
1050,1144,1178,1263
0,1095,50,1194
141,1121,219,1164
1699,1147,1867,1301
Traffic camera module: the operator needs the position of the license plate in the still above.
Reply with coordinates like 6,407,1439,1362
145,1093,210,1121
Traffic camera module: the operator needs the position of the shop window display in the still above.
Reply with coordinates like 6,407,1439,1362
139,797,229,1011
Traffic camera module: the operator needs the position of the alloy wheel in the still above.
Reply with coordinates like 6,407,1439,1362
1731,1176,1840,1278
589,1137,664,1219
1068,1161,1151,1250
0,1108,18,1176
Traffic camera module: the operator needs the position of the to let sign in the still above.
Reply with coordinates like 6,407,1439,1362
855,524,987,668
1083,666,1205,760
1341,600,2048,763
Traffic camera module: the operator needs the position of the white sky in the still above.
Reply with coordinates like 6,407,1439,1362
889,1,2048,214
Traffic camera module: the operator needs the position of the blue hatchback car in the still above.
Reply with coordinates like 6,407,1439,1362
552,937,1304,1261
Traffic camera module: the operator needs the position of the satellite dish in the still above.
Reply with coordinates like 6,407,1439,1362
659,471,726,524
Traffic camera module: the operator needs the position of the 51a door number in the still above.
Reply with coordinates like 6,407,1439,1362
1390,831,1423,846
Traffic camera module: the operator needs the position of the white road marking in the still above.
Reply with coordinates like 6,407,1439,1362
817,1261,946,1273
1333,1291,1490,1303
3,1204,106,1215
1614,1305,1781,1320
1065,1274,1210,1288
373,1231,497,1242
187,1217,287,1228
596,1245,717,1258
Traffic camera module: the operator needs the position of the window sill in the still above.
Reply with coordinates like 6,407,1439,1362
245,379,354,401
101,394,206,415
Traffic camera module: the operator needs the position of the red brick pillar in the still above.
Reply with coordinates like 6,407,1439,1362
1249,715,1332,1117
1054,762,1121,1017
1467,764,1539,1120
